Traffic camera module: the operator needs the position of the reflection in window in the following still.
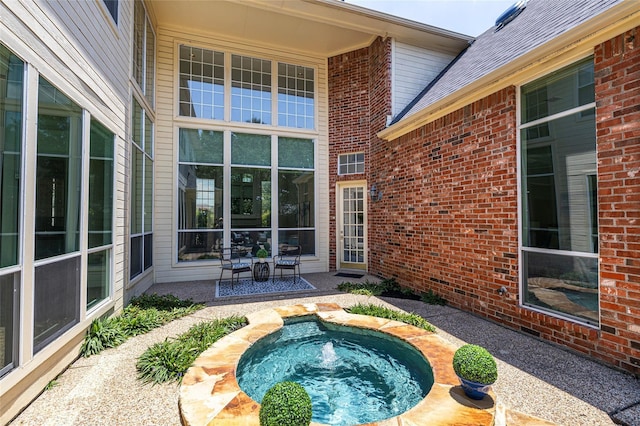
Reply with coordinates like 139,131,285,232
0,45,23,268
520,57,598,325
35,78,82,260
178,129,224,262
523,251,598,325
232,133,271,166
279,171,314,228
133,0,154,105
279,137,313,169
87,120,114,310
0,44,22,376
88,120,114,248
87,251,110,311
231,54,271,124
179,128,223,164
34,78,82,352
0,274,18,376
178,164,223,230
174,46,318,258
278,63,314,129
231,168,271,228
179,45,224,120
523,145,558,249
130,96,153,279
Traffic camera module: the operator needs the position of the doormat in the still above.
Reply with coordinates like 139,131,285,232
334,272,364,278
216,276,315,298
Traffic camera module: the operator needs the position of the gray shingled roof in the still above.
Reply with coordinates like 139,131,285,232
393,0,621,124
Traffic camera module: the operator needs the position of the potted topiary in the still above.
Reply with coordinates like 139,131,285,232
256,248,269,263
259,381,312,426
452,344,498,400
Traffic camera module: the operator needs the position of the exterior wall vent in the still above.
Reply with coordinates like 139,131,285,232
495,0,528,31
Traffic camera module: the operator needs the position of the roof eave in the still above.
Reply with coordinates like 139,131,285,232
378,0,640,141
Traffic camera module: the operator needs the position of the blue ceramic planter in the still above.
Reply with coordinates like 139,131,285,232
457,376,492,400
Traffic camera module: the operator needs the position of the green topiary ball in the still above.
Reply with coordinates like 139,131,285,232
259,381,312,426
452,344,498,384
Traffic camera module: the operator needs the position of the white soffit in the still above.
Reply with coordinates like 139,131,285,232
148,0,471,57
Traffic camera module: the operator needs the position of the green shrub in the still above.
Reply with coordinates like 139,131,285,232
337,280,389,296
129,293,199,310
79,317,127,357
421,289,447,305
79,295,203,358
136,339,198,384
256,248,269,258
346,303,435,332
136,315,247,384
119,305,163,336
452,344,497,384
259,381,312,426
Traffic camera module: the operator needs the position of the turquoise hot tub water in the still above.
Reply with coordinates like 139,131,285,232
237,316,434,425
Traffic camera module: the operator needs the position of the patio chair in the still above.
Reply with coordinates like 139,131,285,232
219,247,253,289
272,245,301,283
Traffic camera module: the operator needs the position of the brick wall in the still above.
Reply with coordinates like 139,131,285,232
369,87,521,322
363,27,639,375
328,37,391,269
594,25,640,374
327,28,639,375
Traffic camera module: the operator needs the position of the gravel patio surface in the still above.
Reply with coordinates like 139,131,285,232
9,273,640,426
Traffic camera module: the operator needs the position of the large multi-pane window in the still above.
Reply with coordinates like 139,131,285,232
176,45,317,262
0,45,22,376
130,98,153,279
520,57,598,326
0,42,116,372
34,77,83,353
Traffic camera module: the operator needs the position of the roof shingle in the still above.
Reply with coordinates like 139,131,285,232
393,0,621,124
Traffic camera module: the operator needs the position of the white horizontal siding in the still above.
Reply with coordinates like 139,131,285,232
392,41,456,117
152,29,176,283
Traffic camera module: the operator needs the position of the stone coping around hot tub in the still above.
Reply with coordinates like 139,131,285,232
179,303,496,426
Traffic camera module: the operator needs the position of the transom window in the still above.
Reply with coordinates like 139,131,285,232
231,55,272,125
179,46,224,120
278,63,314,129
178,44,315,130
338,153,364,175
